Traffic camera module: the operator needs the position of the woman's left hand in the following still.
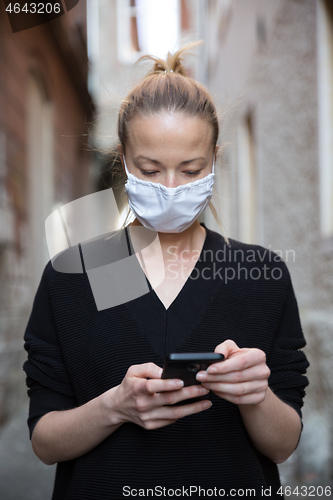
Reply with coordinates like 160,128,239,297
196,340,271,405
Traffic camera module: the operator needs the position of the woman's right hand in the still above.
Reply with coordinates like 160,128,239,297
103,362,212,430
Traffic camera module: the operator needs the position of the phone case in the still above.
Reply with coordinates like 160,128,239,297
161,352,224,405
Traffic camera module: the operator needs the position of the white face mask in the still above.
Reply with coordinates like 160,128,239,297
123,156,215,233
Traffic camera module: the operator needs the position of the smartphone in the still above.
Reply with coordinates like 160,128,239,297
161,352,225,405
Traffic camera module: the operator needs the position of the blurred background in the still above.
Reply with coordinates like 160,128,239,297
0,0,332,498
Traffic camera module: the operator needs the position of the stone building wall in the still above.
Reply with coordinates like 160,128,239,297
200,0,333,489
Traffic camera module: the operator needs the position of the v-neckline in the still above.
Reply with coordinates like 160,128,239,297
145,225,209,312
123,223,225,362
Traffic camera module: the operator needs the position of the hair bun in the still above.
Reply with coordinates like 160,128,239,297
135,40,204,77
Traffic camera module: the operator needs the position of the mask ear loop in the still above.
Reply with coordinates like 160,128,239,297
123,156,129,176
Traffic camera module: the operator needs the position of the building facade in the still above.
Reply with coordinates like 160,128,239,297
199,0,333,489
0,0,94,426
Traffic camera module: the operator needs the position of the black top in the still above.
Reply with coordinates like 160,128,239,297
23,224,309,500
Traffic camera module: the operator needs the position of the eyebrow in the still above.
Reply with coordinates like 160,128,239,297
133,155,206,165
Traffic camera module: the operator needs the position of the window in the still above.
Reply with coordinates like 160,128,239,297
117,0,180,64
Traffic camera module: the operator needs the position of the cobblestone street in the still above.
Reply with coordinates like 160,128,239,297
0,404,56,500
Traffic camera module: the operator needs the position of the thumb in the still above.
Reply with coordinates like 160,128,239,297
214,339,241,359
128,362,163,379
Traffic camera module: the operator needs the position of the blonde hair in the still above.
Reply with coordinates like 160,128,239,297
115,41,230,245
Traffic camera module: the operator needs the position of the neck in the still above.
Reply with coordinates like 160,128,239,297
129,219,206,257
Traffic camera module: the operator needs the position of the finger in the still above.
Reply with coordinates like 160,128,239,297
151,383,210,406
145,397,213,425
208,348,266,374
213,391,267,406
214,339,241,359
134,377,186,399
145,378,185,395
197,364,270,383
200,379,268,397
127,362,163,380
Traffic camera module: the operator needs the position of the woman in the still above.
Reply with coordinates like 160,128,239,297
23,43,309,500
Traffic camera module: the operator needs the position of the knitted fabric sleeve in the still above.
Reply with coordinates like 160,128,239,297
267,266,309,420
22,262,77,440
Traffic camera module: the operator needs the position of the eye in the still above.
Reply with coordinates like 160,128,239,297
184,171,201,176
140,171,158,176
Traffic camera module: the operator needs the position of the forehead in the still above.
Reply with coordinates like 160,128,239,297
126,112,214,154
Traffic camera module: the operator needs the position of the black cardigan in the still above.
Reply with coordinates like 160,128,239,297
23,224,309,499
